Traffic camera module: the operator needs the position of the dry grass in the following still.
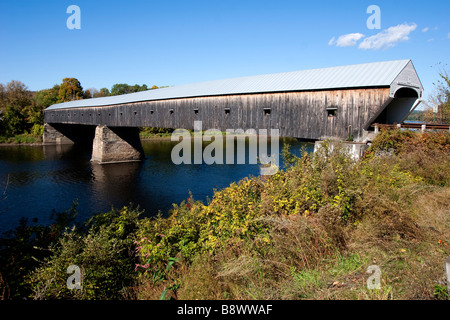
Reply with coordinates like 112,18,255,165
131,131,450,300
168,185,450,300
346,187,450,300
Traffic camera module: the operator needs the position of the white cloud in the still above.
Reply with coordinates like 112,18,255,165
422,27,429,32
427,38,434,42
329,33,365,47
336,33,365,47
359,23,417,50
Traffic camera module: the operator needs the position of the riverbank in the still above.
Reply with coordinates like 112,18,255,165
0,133,173,146
0,131,302,146
1,129,449,300
0,133,42,145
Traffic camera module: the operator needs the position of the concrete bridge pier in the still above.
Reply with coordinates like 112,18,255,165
91,126,145,164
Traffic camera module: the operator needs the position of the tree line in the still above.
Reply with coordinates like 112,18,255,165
0,78,164,139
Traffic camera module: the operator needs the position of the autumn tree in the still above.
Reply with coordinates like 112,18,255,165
0,81,34,136
97,87,110,97
0,81,32,111
423,65,450,124
0,84,6,111
57,78,84,103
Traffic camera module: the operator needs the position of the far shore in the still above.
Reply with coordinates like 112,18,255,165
0,134,174,147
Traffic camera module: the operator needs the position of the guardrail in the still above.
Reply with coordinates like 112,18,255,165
372,123,450,132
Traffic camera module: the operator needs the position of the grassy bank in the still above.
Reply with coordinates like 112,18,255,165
139,127,174,140
0,133,42,145
0,129,449,300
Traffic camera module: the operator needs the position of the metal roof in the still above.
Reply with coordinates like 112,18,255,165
46,59,412,110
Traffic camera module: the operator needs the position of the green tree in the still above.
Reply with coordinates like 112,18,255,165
1,105,26,136
34,85,60,108
96,87,110,97
110,83,131,96
131,84,148,92
110,83,148,96
57,78,84,103
23,104,41,124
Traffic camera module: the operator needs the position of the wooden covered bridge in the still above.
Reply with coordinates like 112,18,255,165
43,59,423,163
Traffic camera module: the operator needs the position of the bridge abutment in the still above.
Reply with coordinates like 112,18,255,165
43,123,75,145
91,126,144,164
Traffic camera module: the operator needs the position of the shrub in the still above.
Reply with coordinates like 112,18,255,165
26,205,142,300
135,178,266,271
366,130,450,186
31,124,44,137
0,204,78,299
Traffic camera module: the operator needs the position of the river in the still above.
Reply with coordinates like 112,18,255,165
0,138,314,234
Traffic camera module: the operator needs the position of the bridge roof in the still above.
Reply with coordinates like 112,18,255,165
46,59,417,110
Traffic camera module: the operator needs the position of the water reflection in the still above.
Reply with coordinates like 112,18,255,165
42,144,76,160
91,162,143,208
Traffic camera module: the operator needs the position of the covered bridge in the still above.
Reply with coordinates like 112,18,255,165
43,59,423,162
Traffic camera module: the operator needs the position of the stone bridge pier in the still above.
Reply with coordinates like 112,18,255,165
43,123,145,164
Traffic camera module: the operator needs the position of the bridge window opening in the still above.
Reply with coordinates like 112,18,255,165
98,113,101,116
150,110,154,115
327,107,337,118
194,108,199,115
108,113,111,117
81,113,84,117
134,111,137,116
120,112,123,116
225,108,230,115
169,109,174,115
264,108,271,116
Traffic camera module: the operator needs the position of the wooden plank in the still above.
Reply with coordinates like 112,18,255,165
44,87,392,141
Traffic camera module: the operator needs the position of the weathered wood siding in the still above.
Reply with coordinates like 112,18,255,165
44,88,391,140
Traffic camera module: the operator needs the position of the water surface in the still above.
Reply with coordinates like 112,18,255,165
0,138,313,234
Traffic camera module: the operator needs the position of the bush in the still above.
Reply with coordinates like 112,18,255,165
366,130,450,186
135,178,265,270
26,205,142,300
31,124,44,137
0,204,79,299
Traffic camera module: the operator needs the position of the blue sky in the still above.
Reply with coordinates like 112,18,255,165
0,0,449,103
